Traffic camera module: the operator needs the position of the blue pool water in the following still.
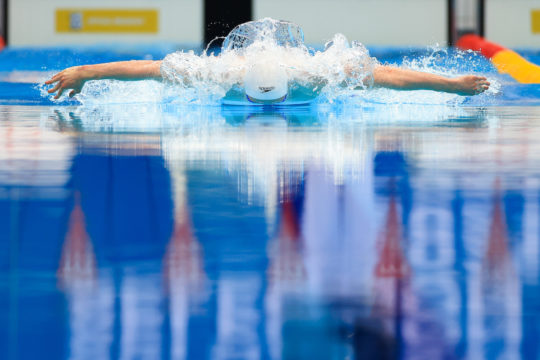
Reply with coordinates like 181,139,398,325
2,46,540,360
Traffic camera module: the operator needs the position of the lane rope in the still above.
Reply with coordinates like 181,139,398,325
457,34,540,84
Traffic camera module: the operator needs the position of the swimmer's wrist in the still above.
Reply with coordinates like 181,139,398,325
431,77,459,93
447,78,459,92
77,65,97,81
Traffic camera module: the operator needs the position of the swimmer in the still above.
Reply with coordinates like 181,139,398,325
45,19,490,103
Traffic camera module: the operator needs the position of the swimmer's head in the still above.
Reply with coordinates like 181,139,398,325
244,61,288,104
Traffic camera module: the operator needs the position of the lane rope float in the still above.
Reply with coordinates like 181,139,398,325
457,34,540,84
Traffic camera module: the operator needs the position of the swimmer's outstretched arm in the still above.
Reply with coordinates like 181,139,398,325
371,65,490,95
45,60,162,99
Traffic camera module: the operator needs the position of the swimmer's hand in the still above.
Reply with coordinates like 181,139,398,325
45,60,163,99
45,66,86,99
451,75,490,96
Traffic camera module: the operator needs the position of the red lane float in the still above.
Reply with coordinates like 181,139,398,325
456,34,540,84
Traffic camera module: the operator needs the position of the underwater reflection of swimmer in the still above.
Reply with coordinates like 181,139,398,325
46,19,490,104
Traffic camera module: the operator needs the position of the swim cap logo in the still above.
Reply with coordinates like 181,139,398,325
259,86,275,93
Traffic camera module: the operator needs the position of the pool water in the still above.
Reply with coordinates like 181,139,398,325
1,47,540,360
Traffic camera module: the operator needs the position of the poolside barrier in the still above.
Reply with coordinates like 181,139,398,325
456,34,540,84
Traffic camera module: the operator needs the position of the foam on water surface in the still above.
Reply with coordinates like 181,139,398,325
158,18,377,105
33,18,503,107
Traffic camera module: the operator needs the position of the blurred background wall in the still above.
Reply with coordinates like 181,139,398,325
2,0,540,48
485,0,540,48
8,0,203,46
254,0,446,46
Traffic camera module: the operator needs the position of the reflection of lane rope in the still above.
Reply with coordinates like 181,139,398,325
163,210,205,288
374,196,410,279
480,178,521,360
162,197,206,299
482,178,515,280
57,191,97,287
370,193,418,342
267,199,306,285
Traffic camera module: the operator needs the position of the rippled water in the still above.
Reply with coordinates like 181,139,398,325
2,103,540,359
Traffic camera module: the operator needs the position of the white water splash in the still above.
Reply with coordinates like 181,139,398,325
43,18,498,106
38,78,165,106
160,18,377,105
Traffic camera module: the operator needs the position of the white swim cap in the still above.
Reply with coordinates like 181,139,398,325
244,61,288,104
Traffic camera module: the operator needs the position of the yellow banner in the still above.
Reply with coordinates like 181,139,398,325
56,9,158,33
532,9,540,34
